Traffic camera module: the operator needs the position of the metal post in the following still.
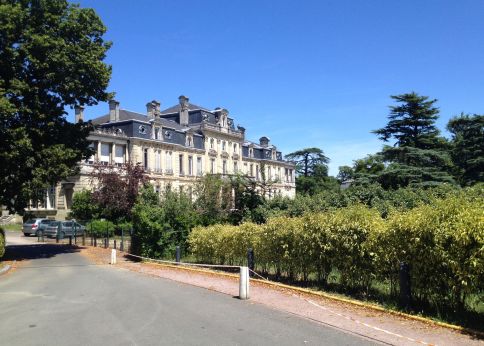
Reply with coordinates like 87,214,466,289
247,248,255,277
114,239,117,250
41,230,44,242
239,266,250,300
120,228,124,252
37,230,41,242
94,236,97,247
56,223,61,243
69,236,72,246
176,246,181,263
399,262,411,310
82,232,86,246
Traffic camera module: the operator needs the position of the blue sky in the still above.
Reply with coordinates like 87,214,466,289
75,0,484,175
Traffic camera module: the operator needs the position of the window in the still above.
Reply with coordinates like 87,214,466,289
155,185,160,195
86,142,95,164
210,159,215,174
223,160,227,175
165,151,172,173
277,167,281,181
222,141,226,151
155,150,161,172
100,143,110,164
244,163,248,174
197,157,203,176
210,138,214,149
233,143,237,153
115,145,125,166
188,156,193,176
249,148,253,158
143,148,149,170
256,165,260,181
179,154,184,175
250,164,254,177
187,136,192,147
233,162,238,173
154,128,160,140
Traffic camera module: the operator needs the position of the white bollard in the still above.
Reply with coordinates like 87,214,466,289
110,249,117,265
239,266,250,300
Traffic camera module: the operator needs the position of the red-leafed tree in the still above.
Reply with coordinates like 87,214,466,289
90,162,148,221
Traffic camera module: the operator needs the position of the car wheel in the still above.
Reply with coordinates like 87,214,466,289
23,232,29,237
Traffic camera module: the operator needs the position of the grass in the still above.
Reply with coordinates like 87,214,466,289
1,223,22,232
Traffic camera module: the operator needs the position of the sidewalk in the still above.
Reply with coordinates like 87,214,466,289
80,246,483,346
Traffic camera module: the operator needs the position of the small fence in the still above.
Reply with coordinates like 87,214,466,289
36,225,132,253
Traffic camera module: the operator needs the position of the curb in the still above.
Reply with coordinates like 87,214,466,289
0,263,12,276
134,258,484,338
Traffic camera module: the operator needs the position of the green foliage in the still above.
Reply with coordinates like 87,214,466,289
69,189,100,221
0,0,112,213
447,113,484,186
131,185,198,258
189,190,484,314
0,228,5,259
285,147,336,195
86,219,115,237
372,92,455,188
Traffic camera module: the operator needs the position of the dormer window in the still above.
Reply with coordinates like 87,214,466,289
154,128,160,140
249,148,253,158
187,135,193,147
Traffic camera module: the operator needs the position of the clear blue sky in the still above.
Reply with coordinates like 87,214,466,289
75,0,484,175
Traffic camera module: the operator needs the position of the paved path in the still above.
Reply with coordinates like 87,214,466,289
0,232,376,345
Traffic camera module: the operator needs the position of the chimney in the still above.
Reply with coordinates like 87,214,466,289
259,136,270,147
179,95,189,126
109,99,120,122
147,100,161,119
75,105,84,123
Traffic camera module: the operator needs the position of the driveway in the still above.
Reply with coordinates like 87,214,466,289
0,232,375,345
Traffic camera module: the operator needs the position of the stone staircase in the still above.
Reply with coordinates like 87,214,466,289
0,215,15,225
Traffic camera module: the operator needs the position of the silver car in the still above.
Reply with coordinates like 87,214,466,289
43,221,85,238
22,218,54,237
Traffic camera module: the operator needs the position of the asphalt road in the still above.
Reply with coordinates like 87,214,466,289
1,232,376,345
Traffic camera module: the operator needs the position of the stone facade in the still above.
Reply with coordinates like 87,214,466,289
25,96,296,220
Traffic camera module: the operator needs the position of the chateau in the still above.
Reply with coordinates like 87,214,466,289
25,96,296,220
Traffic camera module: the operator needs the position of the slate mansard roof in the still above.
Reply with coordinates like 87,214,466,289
89,99,288,162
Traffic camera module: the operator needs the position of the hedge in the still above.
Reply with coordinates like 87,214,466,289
188,192,484,310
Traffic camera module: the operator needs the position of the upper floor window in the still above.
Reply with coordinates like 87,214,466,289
165,151,173,173
143,148,149,170
100,143,110,164
222,141,226,151
210,138,214,149
188,156,193,176
249,148,253,158
210,159,215,174
179,154,184,175
115,145,125,166
233,143,237,153
197,157,203,176
187,135,193,147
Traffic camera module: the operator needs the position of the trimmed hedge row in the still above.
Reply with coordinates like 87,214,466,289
188,192,484,310
0,228,5,259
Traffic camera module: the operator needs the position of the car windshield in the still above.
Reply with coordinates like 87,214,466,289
25,219,36,224
49,221,60,226
40,220,52,224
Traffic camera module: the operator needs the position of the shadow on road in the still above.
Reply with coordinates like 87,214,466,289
3,244,84,262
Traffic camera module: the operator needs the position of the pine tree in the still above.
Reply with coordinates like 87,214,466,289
372,92,455,188
447,113,484,185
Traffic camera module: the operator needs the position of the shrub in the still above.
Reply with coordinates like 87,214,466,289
0,228,5,259
86,219,115,237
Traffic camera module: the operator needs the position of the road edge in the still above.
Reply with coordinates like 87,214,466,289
132,258,484,339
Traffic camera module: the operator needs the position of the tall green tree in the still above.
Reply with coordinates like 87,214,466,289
285,147,337,194
372,92,455,188
447,113,484,186
285,147,329,177
0,0,112,213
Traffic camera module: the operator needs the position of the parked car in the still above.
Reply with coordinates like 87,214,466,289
22,218,54,237
43,221,85,238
